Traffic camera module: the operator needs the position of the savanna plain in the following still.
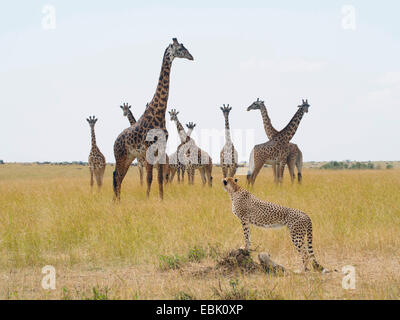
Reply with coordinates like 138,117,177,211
0,164,399,299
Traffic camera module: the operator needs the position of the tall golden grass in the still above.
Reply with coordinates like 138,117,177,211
0,164,399,299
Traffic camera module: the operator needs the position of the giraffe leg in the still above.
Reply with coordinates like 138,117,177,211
181,167,185,183
90,167,94,188
157,163,164,200
95,169,102,190
138,161,144,186
163,163,169,185
206,164,213,187
199,167,207,185
230,164,237,178
272,162,278,184
188,167,194,185
95,167,105,189
222,165,228,179
169,167,176,183
278,160,287,185
287,159,295,184
249,160,263,187
145,162,153,198
113,153,131,201
241,220,251,251
113,162,130,201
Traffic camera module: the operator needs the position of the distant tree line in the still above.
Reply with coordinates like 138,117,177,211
0,160,4,164
320,161,394,170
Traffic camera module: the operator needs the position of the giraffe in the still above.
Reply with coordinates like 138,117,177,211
86,116,106,189
247,99,310,186
168,110,213,186
247,99,304,183
168,120,196,183
113,38,193,201
180,128,213,187
219,104,238,178
120,102,170,185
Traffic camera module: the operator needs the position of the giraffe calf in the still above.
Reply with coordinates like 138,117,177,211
222,177,325,273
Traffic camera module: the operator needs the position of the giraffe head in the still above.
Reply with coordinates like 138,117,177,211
86,116,98,128
298,99,310,113
220,104,232,114
168,109,180,121
247,98,265,111
120,103,131,117
186,122,196,130
167,38,194,61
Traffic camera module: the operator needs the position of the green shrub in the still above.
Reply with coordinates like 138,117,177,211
159,254,182,270
188,246,206,262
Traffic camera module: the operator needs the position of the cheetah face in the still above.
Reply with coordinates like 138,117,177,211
222,177,239,193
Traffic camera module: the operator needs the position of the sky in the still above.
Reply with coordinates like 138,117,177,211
1,0,400,163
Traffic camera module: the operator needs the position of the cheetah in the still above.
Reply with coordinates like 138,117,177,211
222,177,325,272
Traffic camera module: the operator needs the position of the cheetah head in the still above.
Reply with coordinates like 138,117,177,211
222,177,239,193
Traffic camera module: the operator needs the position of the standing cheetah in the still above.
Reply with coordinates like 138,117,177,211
222,177,325,272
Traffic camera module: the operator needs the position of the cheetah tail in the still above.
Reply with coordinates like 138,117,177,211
306,219,326,273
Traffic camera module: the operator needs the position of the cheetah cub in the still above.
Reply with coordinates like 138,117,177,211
222,177,325,272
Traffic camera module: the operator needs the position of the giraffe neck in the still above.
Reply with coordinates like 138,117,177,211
223,113,232,144
126,109,136,126
276,108,305,143
174,119,187,143
259,105,279,140
186,127,194,137
140,47,172,128
90,127,97,148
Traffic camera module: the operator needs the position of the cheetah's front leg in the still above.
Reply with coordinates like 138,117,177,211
241,220,251,251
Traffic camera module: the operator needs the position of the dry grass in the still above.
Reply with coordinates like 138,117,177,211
0,164,399,299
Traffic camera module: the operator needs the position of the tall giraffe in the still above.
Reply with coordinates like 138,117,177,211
113,38,193,201
220,104,238,178
168,119,196,183
247,100,310,186
169,110,213,186
247,99,304,183
120,102,170,185
86,116,106,189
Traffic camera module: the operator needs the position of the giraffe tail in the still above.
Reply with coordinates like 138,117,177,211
113,169,117,194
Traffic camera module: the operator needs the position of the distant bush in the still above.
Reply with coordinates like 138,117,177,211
320,161,349,170
321,161,375,170
386,164,394,169
0,160,4,164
